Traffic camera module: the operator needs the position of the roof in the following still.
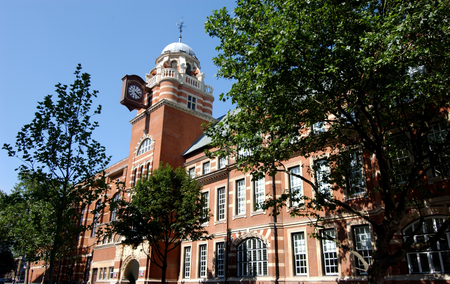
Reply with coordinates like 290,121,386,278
161,42,196,57
183,114,226,156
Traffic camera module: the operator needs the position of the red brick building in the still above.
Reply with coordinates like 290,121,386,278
28,41,450,284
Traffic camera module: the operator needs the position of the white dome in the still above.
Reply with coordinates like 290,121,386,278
161,42,196,57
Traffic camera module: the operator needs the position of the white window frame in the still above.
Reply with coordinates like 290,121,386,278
321,229,338,276
237,238,268,277
183,246,191,278
428,124,448,177
403,216,450,274
253,177,265,212
353,225,372,276
216,242,225,278
314,158,330,195
203,161,210,175
110,193,119,222
391,147,411,183
288,166,303,207
188,167,195,178
347,151,366,196
292,232,308,276
219,156,227,169
91,201,101,237
201,191,209,223
236,179,246,215
199,244,207,278
217,187,226,221
137,138,152,156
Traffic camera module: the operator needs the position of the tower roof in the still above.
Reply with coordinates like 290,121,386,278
161,42,196,57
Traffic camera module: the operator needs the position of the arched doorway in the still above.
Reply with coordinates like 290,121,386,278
126,260,139,284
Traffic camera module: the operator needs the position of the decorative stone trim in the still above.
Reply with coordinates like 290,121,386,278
129,99,217,126
230,229,270,248
133,134,154,156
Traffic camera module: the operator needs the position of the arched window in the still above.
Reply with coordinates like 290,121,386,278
186,63,191,76
171,60,177,69
137,139,152,156
403,216,450,274
237,238,268,276
110,193,119,222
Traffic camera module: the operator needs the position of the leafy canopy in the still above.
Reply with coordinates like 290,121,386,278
107,163,210,284
205,0,450,281
3,64,110,283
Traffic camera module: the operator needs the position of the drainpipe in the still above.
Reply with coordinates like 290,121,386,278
272,166,279,284
225,166,230,284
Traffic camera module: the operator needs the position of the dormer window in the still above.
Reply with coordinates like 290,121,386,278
137,138,152,156
187,95,196,110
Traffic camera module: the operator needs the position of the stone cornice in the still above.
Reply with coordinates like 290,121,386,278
197,169,229,185
129,99,217,125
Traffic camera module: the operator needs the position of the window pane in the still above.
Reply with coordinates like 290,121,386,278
188,167,195,178
237,238,268,276
293,232,307,275
201,192,209,222
353,226,372,275
137,139,152,156
403,217,450,274
183,247,191,278
199,245,207,278
219,157,227,169
254,177,265,211
289,166,302,207
218,187,226,220
216,242,225,277
236,179,245,215
203,162,210,174
315,159,330,195
322,229,338,275
349,152,365,195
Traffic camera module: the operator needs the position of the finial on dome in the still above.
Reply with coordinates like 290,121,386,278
176,17,185,43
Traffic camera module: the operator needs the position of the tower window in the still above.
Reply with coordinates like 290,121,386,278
186,63,192,76
170,60,177,69
188,95,196,110
137,138,152,156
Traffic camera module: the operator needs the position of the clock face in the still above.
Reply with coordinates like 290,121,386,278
128,84,143,99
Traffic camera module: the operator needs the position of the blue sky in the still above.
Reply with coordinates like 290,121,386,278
0,1,237,193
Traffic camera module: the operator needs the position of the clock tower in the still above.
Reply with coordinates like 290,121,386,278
120,40,216,186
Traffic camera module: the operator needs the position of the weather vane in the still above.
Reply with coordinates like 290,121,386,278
176,18,186,43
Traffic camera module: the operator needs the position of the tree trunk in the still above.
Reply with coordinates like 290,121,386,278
48,192,66,284
367,259,388,284
160,245,168,284
24,262,30,284
56,259,62,284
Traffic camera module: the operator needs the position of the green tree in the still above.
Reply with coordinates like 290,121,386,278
106,163,210,284
205,1,450,283
0,177,63,284
3,64,110,284
0,193,17,276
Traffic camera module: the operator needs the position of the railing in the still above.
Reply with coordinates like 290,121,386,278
162,68,179,80
147,68,214,96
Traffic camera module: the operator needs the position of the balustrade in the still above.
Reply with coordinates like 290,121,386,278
147,68,214,96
